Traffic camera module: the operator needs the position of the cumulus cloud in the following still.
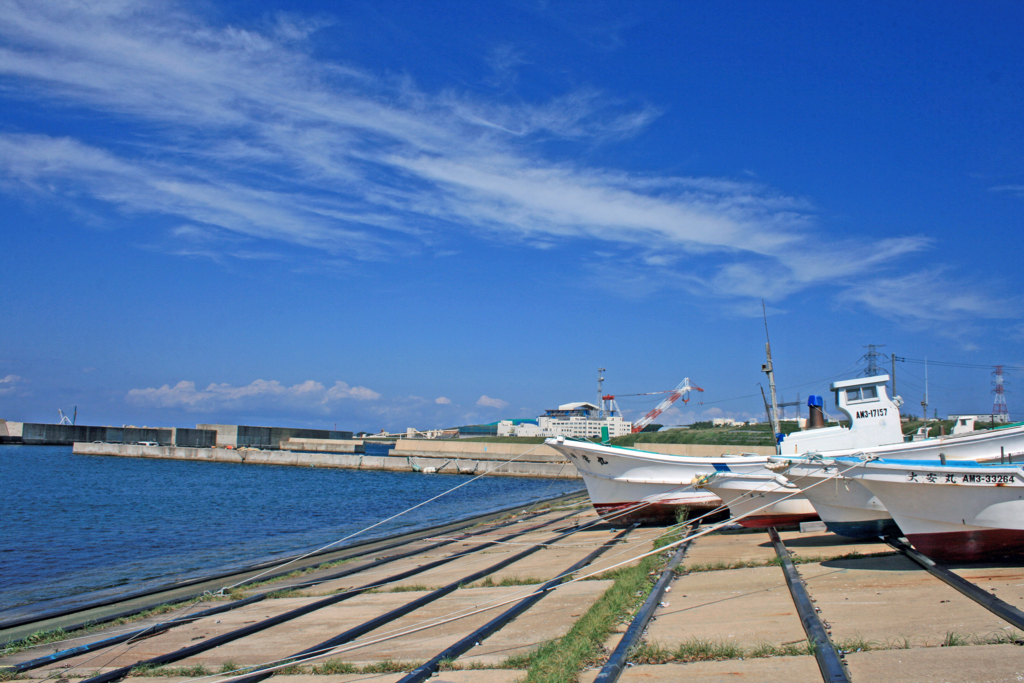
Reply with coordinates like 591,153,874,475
0,0,950,318
435,397,452,404
127,378,380,409
0,375,21,395
477,395,509,409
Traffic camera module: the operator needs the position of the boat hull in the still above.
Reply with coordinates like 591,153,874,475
850,460,1024,562
592,500,730,526
904,528,1024,563
546,440,769,525
784,463,900,538
700,474,819,529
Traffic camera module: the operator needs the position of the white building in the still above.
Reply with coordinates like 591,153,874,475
498,402,633,438
949,413,1010,425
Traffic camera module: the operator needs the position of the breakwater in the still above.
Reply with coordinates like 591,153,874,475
70,440,776,477
71,440,582,478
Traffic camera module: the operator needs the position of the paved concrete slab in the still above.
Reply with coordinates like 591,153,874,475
40,582,611,675
579,655,822,682
680,530,780,566
301,515,594,594
682,528,890,568
798,555,1016,648
775,528,891,558
57,673,529,683
845,643,1024,682
952,564,1024,612
644,566,806,648
333,581,612,667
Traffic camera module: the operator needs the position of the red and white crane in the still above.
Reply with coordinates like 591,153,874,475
602,377,704,433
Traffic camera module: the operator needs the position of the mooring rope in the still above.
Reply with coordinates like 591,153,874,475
181,459,875,683
218,444,550,592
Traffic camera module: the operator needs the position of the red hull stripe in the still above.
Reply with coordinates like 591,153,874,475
593,501,722,526
736,513,820,529
906,528,1024,563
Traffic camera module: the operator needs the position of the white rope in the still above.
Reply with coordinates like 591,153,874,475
219,444,549,591
189,458,876,683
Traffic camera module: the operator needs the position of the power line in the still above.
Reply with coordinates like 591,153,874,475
893,356,1024,371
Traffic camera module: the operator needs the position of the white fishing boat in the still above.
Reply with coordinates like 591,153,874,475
776,421,1024,538
688,375,909,529
692,470,819,528
546,374,907,526
840,456,1024,562
776,459,898,537
544,437,769,524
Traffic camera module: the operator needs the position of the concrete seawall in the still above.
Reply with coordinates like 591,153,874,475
71,442,579,478
390,439,567,462
279,438,365,453
390,439,775,459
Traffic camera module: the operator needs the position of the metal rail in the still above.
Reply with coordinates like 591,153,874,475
886,536,1024,630
767,528,851,683
230,523,605,683
73,512,582,683
0,490,585,637
397,526,636,683
9,508,579,674
592,537,691,683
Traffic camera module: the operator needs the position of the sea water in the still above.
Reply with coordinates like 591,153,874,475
0,444,576,619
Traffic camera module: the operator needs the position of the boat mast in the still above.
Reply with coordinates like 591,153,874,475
761,302,782,454
921,357,929,421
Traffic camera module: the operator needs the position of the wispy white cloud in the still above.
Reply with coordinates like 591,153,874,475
836,268,1015,338
477,395,509,409
0,374,21,395
0,0,994,327
126,378,380,410
435,397,452,404
990,184,1024,197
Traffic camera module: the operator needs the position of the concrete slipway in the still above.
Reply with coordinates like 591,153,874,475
5,505,1024,683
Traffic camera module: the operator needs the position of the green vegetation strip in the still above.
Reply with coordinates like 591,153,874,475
509,534,679,682
0,595,241,657
629,637,812,663
677,550,898,574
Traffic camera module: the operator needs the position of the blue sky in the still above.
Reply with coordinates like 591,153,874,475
1,1,1022,432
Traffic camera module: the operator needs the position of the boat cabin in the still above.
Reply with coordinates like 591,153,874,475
779,375,904,455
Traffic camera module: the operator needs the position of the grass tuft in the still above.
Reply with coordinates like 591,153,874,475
517,532,682,682
128,664,210,677
388,584,436,592
472,576,546,588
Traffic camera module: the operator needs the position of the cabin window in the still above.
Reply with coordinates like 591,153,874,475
846,388,861,402
862,386,878,400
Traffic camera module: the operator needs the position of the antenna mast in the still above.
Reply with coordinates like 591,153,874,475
597,368,606,418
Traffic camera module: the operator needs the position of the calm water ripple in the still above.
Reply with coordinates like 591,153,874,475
0,444,578,619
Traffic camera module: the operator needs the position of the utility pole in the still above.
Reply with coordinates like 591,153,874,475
920,357,929,421
761,302,781,453
597,368,606,418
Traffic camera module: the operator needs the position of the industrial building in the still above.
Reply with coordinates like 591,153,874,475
498,402,632,438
